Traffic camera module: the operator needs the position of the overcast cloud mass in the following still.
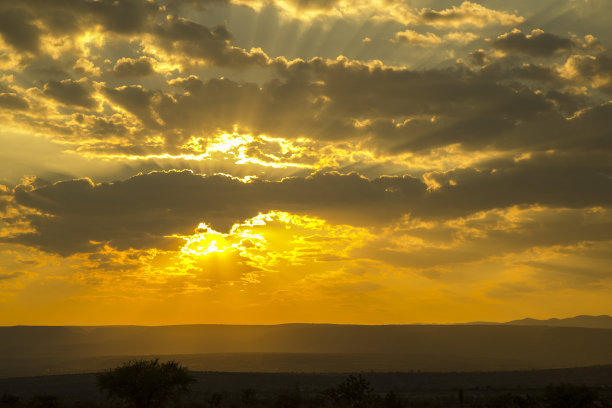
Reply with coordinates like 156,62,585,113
0,0,611,325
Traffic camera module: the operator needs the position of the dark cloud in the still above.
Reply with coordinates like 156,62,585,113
151,16,269,68
22,0,158,35
4,170,423,255
82,0,159,33
0,7,41,54
102,85,159,128
43,79,98,109
468,49,489,65
2,0,266,69
512,63,559,82
113,57,156,77
49,51,610,160
0,93,29,110
95,58,563,150
4,152,612,256
419,152,612,220
284,0,338,10
493,29,575,57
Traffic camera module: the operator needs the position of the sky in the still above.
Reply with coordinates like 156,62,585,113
0,0,611,325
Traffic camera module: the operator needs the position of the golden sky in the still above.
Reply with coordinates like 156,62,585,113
0,0,611,325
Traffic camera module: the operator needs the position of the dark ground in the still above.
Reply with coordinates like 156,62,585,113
1,365,612,407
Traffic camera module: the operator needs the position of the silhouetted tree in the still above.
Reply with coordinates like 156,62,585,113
323,374,374,408
97,359,195,408
544,384,599,408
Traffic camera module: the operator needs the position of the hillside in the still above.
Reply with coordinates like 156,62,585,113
2,324,612,377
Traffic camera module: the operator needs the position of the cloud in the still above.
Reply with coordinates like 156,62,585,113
0,271,23,281
364,205,612,274
43,79,98,109
444,32,479,44
393,30,442,45
417,1,524,28
4,150,612,256
0,0,160,59
9,50,608,162
2,171,422,255
392,30,478,47
113,57,156,77
493,29,577,57
74,58,102,77
561,54,612,92
2,1,268,70
0,185,11,214
0,93,29,110
148,15,270,68
102,84,159,128
468,49,489,65
212,0,523,30
418,152,612,220
0,7,41,54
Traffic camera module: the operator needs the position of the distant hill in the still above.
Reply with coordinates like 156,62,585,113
504,315,612,329
2,323,612,377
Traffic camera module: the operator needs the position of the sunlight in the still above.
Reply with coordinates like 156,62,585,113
173,211,373,269
178,223,255,256
205,133,254,155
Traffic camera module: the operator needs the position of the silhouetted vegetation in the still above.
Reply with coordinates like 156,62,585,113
3,366,612,408
0,393,19,408
543,384,605,408
322,374,375,408
97,359,195,408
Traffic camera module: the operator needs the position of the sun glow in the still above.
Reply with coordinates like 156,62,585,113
172,211,374,274
177,222,264,257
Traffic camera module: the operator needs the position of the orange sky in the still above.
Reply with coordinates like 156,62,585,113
0,0,611,325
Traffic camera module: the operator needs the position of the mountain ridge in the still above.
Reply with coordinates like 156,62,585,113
503,314,612,329
5,314,612,329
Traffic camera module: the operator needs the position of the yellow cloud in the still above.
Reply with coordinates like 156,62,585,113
393,30,442,46
227,0,523,29
417,1,524,28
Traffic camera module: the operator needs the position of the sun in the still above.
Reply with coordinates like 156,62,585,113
178,224,237,256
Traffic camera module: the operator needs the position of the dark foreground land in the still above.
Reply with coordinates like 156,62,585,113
2,365,612,407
